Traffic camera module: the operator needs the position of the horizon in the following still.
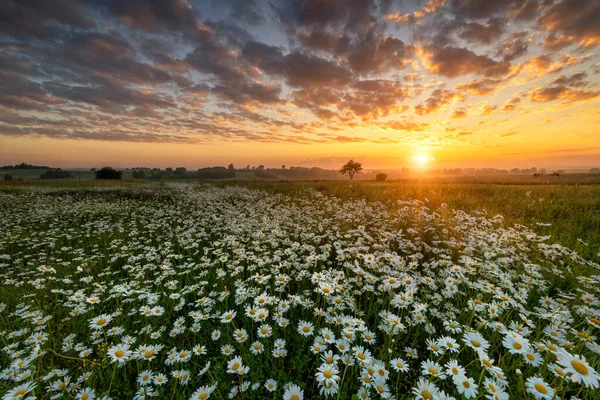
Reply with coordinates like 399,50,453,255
1,0,599,169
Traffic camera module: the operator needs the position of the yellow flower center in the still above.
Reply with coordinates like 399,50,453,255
535,383,548,394
290,396,299,400
513,343,522,350
97,318,106,325
199,393,208,399
428,367,438,375
14,389,28,396
115,349,125,357
422,391,433,400
303,326,310,332
145,350,154,358
471,340,481,347
324,370,333,379
232,363,240,370
572,360,589,375
463,381,470,388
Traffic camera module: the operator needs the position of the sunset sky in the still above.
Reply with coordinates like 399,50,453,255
1,0,599,169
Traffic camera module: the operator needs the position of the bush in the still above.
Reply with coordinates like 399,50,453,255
375,173,387,182
95,167,122,180
132,170,146,179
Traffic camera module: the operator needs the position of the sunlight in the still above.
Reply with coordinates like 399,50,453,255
414,154,431,166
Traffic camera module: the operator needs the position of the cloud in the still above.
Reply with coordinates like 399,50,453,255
528,72,599,103
414,89,465,115
459,18,506,45
421,46,511,78
264,52,354,88
87,0,200,34
538,0,600,47
457,77,505,95
450,0,535,20
451,108,467,119
502,96,521,111
212,82,282,107
0,0,94,38
0,0,598,146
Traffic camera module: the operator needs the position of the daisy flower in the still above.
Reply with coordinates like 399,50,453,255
525,376,554,400
390,357,409,373
190,384,217,400
107,344,131,366
556,348,599,388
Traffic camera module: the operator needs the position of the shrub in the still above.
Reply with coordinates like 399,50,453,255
95,167,122,180
375,173,387,181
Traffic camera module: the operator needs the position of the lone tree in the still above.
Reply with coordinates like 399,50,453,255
95,167,122,180
340,159,363,180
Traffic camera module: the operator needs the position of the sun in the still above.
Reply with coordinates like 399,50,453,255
414,154,430,166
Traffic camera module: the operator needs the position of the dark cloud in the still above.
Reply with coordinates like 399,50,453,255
264,52,354,88
214,0,265,26
529,86,599,103
541,33,574,51
212,82,282,107
273,0,378,32
459,18,506,44
43,79,176,111
0,0,94,38
538,0,600,47
529,71,598,103
422,46,512,78
495,33,529,62
450,0,536,20
87,0,199,34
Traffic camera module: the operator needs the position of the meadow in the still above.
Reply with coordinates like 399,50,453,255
0,181,599,400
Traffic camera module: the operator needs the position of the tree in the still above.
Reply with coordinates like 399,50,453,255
95,167,122,180
4,174,13,182
174,167,187,178
281,165,286,170
132,170,145,179
375,173,387,182
339,159,363,180
228,163,235,171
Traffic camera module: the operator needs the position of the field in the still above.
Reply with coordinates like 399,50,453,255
0,181,599,400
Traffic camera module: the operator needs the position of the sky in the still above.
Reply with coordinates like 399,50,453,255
0,0,599,170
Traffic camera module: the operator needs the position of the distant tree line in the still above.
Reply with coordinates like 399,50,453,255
40,169,73,180
1,162,51,170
